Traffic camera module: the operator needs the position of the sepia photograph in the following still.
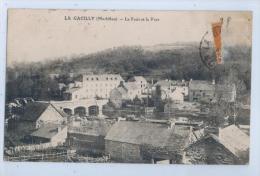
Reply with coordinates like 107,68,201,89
4,9,252,165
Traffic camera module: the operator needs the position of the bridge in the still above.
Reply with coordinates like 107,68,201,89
51,99,108,117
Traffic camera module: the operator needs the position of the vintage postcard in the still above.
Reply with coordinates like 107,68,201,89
4,9,252,164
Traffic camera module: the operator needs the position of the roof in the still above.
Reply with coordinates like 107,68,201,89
189,80,215,91
50,104,69,118
117,87,128,95
215,84,236,102
82,74,123,82
20,102,67,121
154,80,172,88
64,87,82,93
70,119,113,136
30,124,67,139
129,76,147,83
124,82,138,90
20,102,50,121
219,125,250,158
215,84,236,91
187,125,249,160
105,121,191,150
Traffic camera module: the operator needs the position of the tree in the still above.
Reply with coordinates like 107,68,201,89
153,85,164,112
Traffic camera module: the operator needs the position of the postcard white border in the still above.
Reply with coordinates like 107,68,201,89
1,0,260,176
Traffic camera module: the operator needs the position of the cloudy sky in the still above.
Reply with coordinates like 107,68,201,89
7,9,252,66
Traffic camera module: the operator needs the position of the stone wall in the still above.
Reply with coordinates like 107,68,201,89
68,132,105,154
105,140,145,163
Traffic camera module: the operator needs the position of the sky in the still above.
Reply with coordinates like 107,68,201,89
7,9,252,66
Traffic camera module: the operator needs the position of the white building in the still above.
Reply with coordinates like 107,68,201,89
128,76,147,93
169,87,185,103
152,80,188,101
82,74,124,99
64,74,124,100
124,82,142,100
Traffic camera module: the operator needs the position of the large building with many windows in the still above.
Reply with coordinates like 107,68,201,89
63,74,124,100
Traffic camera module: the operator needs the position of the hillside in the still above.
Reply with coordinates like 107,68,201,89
6,43,251,101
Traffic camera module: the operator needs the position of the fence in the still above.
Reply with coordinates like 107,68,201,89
10,142,58,153
5,150,76,162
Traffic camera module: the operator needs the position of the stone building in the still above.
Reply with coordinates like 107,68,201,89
184,125,249,164
128,76,147,93
8,102,67,131
109,87,128,108
63,74,124,100
105,121,192,163
63,87,84,101
68,119,113,154
109,82,142,108
152,80,188,101
188,80,215,102
81,74,124,99
6,102,67,146
215,84,236,102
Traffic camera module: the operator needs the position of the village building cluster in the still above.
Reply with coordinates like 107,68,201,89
4,73,249,164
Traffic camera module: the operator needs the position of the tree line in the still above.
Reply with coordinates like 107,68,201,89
6,43,251,102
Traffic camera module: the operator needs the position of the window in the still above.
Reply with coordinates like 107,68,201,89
111,78,113,80
106,77,108,80
91,78,94,81
86,78,89,81
115,77,117,80
96,77,99,80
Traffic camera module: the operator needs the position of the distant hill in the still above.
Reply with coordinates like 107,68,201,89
41,43,251,80
6,42,251,101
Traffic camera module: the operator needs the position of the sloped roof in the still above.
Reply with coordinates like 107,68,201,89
20,102,49,121
82,74,123,82
215,84,236,92
186,125,249,160
50,104,69,118
189,80,215,91
154,80,172,88
129,76,147,82
64,87,82,93
219,125,250,158
105,121,191,150
30,124,67,139
70,119,113,136
117,87,128,95
20,102,67,121
124,82,138,90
